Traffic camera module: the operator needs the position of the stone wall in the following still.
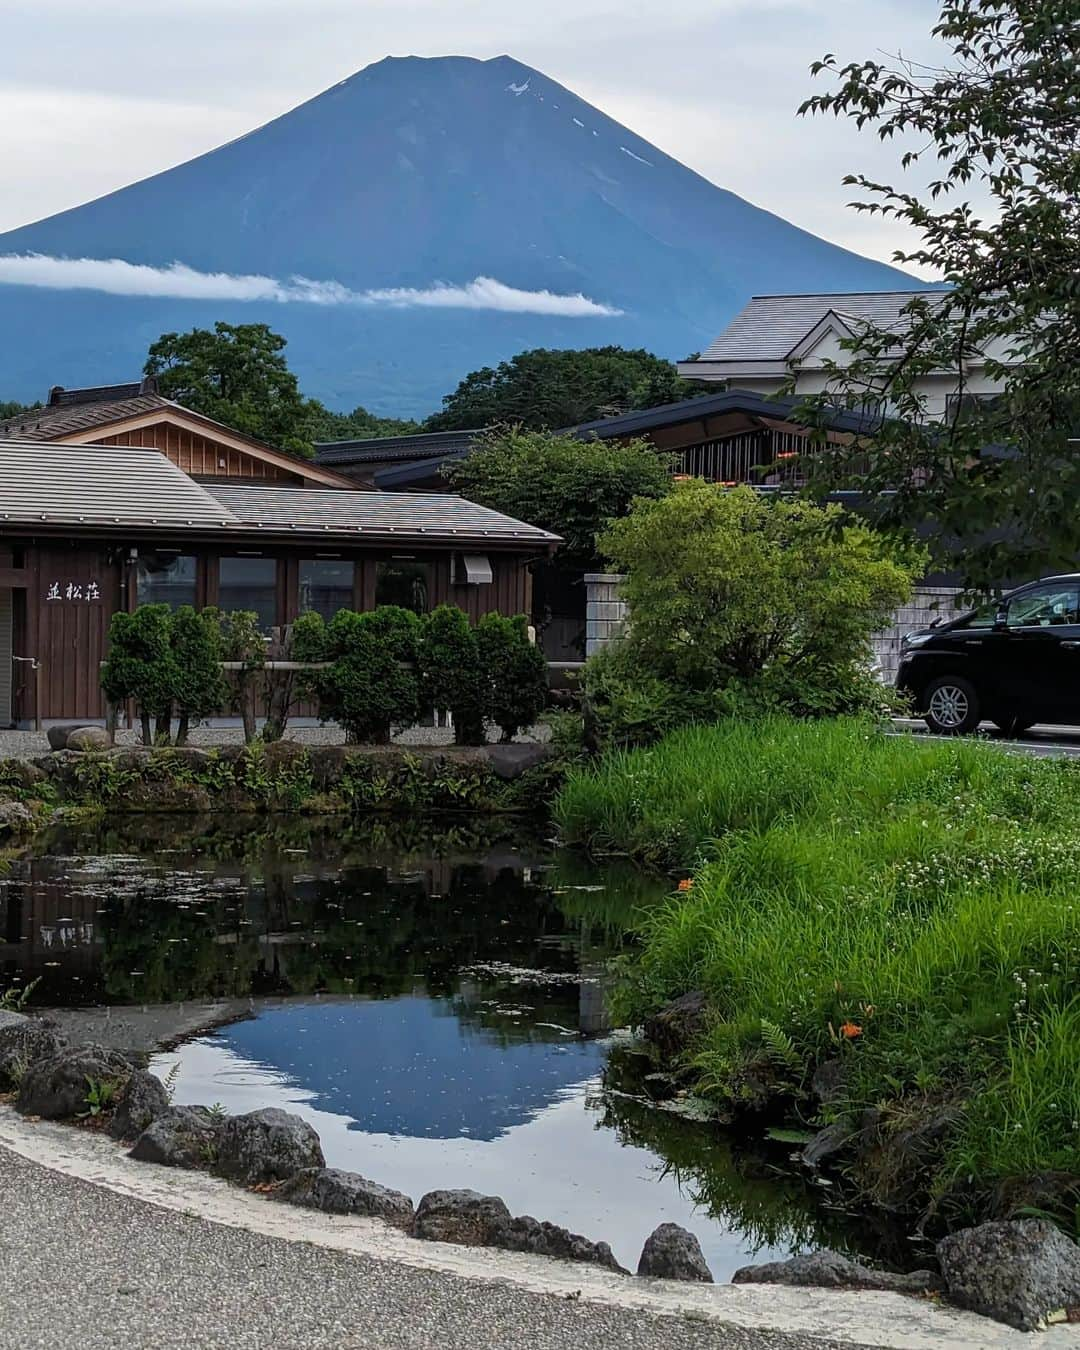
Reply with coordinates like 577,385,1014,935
584,574,964,684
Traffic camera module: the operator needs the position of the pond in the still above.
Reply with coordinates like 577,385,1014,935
1,815,900,1278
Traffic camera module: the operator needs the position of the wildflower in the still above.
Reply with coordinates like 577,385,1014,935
839,1022,862,1039
677,879,693,893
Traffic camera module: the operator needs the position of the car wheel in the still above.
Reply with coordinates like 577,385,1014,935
991,715,1035,737
923,676,981,735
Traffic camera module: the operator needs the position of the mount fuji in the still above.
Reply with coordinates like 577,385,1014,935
0,54,913,417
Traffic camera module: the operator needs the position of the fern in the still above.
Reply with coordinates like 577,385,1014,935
759,1018,802,1073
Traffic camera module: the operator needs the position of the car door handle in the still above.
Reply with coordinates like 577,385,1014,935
1063,641,1080,650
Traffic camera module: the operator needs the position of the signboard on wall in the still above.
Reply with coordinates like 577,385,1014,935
44,580,102,603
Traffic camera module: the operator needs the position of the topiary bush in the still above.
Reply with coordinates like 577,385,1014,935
319,607,420,744
476,612,547,742
101,604,178,745
419,606,486,746
170,606,228,746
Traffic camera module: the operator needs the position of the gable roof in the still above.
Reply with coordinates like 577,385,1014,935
697,290,946,363
567,388,885,440
0,440,237,529
0,391,357,489
315,428,486,467
205,484,561,547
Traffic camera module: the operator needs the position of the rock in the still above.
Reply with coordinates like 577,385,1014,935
732,1250,940,1296
642,991,708,1061
107,1069,170,1142
0,1018,67,1090
491,1215,626,1272
46,723,86,751
65,726,111,752
412,1190,512,1246
485,744,551,780
800,1121,854,1170
215,1107,324,1185
130,1106,223,1169
637,1224,713,1282
937,1219,1080,1331
642,1072,679,1102
810,1058,847,1106
0,800,34,835
15,1043,132,1119
278,1169,414,1227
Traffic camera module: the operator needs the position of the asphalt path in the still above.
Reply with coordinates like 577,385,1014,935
891,719,1080,758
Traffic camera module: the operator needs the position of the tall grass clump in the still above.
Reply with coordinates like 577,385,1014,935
558,717,1080,1216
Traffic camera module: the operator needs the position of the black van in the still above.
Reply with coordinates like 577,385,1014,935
896,576,1080,735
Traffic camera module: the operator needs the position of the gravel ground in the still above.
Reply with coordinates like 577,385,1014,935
0,720,549,761
0,1144,887,1350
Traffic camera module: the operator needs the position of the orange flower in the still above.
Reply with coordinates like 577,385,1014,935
677,879,693,892
839,1022,863,1040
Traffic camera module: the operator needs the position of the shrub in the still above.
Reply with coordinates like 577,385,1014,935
170,606,227,745
319,607,420,744
587,482,922,743
101,605,178,745
476,612,547,741
419,605,486,745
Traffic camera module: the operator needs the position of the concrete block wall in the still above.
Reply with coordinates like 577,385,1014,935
584,574,629,657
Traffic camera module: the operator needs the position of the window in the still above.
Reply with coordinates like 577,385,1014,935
218,557,278,632
136,554,197,610
375,560,430,615
299,560,355,622
1006,585,1080,629
943,392,1003,425
958,602,999,631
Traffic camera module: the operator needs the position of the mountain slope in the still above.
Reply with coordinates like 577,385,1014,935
0,55,914,417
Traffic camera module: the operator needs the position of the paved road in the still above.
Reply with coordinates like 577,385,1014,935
0,1144,885,1350
892,719,1080,758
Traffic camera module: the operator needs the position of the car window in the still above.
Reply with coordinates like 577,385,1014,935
1006,585,1080,628
957,602,998,630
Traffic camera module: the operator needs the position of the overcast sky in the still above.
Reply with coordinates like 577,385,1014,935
0,0,944,272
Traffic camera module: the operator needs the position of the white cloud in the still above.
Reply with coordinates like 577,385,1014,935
0,253,622,316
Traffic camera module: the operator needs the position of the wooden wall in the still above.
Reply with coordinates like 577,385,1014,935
95,425,301,483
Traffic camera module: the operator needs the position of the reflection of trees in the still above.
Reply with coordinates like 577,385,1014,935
598,1060,924,1269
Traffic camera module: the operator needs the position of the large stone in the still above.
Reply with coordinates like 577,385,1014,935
937,1219,1080,1331
66,726,111,752
0,1018,67,1090
0,800,34,835
215,1108,324,1185
107,1069,170,1142
278,1168,414,1228
642,991,708,1062
130,1106,224,1169
800,1121,854,1170
732,1250,939,1296
46,723,86,752
485,744,551,780
412,1190,512,1246
637,1224,713,1282
15,1043,133,1119
491,1216,626,1273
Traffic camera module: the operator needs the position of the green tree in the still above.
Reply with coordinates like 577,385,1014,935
317,608,421,744
101,605,178,746
170,606,227,746
0,399,39,421
476,613,548,742
145,322,314,457
419,606,486,746
447,428,672,572
305,401,420,443
426,347,708,432
797,0,1080,587
588,482,922,742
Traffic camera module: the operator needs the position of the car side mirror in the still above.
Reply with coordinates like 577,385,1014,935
993,608,1008,630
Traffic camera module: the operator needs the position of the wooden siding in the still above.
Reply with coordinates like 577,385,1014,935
94,426,302,483
33,546,122,721
0,589,12,726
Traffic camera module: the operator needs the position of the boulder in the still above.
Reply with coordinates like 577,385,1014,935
642,991,708,1061
800,1121,854,1170
732,1250,939,1296
412,1190,512,1246
15,1043,133,1119
484,744,551,780
215,1107,324,1185
46,723,87,752
107,1069,170,1142
937,1219,1080,1331
66,726,111,752
0,800,34,836
637,1224,713,1282
278,1168,414,1228
0,1018,67,1090
130,1106,223,1169
490,1215,626,1273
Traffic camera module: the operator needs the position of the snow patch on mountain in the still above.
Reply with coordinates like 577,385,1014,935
620,146,653,166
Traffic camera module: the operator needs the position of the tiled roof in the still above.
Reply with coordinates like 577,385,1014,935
0,394,174,442
699,291,946,361
0,441,237,528
567,389,884,440
205,484,561,545
315,429,486,466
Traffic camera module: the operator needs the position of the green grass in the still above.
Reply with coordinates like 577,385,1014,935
556,718,1080,1210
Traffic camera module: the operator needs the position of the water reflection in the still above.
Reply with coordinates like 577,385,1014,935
2,815,898,1279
